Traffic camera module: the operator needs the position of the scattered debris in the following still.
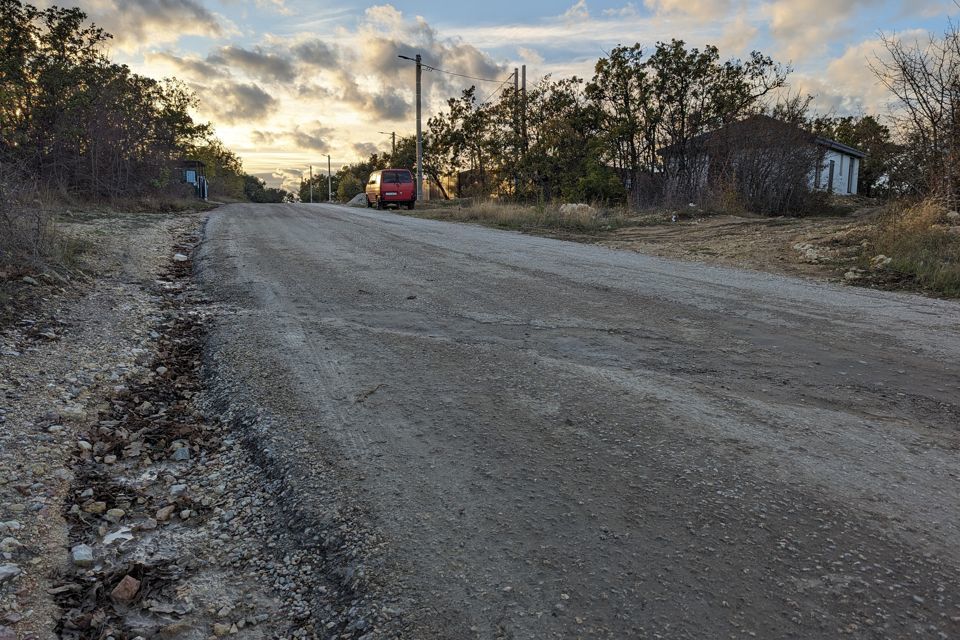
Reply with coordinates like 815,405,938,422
354,383,385,404
792,242,824,264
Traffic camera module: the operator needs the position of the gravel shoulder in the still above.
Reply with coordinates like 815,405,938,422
1,210,346,639
199,203,960,639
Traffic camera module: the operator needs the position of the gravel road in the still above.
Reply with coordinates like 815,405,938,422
199,203,960,639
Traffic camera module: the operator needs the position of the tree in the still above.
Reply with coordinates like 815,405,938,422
586,44,653,205
0,0,236,199
243,175,290,203
584,40,788,204
190,137,245,200
298,171,339,203
427,87,494,197
870,27,959,205
337,173,362,202
645,40,788,202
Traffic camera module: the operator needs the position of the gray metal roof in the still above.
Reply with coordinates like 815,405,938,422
814,137,866,158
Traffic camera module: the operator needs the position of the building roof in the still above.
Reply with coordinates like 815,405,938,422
813,137,865,158
658,115,866,158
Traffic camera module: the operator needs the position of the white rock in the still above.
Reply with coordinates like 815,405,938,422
0,563,21,582
62,405,86,420
559,203,596,216
0,538,22,553
71,544,94,567
173,253,189,262
104,527,134,545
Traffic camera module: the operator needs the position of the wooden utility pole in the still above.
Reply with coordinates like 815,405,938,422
415,54,423,202
513,68,519,195
521,65,528,152
399,54,424,202
326,154,332,202
379,131,396,156
309,165,313,203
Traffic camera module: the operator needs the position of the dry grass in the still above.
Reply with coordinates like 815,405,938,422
412,199,630,233
867,199,960,296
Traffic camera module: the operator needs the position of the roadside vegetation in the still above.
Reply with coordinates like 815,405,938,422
411,200,630,234
865,201,960,296
0,1,288,274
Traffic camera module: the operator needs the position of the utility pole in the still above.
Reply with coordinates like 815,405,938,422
514,68,519,195
326,154,332,202
521,65,527,152
398,54,424,202
379,131,396,157
309,165,313,203
415,54,423,202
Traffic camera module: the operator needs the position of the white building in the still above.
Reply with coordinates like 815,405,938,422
812,138,864,195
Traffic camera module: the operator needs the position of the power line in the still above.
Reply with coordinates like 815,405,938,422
479,73,516,105
421,63,505,84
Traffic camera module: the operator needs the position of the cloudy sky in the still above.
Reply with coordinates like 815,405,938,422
50,0,957,188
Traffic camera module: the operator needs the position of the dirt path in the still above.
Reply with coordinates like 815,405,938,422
199,203,960,639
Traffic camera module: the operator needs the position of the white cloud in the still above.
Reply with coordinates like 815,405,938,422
645,0,732,18
603,3,641,17
517,47,545,65
562,0,590,20
762,0,885,61
788,34,913,116
718,14,759,55
34,0,234,52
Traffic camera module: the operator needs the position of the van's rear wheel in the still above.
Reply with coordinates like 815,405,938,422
407,201,415,210
376,197,384,210
366,197,373,208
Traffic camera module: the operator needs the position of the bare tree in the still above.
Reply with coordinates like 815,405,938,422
871,26,960,206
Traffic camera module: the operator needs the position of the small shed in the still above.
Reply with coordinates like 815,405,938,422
176,160,208,200
812,137,864,195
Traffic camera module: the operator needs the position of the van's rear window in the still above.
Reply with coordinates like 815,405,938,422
383,171,412,183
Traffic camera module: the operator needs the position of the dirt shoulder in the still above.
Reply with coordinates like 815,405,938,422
0,210,341,639
402,201,951,296
589,213,870,280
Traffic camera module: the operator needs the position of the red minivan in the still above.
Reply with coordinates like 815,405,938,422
365,169,416,210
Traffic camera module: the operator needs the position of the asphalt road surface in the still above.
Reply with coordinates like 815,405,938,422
199,203,960,639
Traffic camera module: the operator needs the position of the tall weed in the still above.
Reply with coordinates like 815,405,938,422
870,200,960,296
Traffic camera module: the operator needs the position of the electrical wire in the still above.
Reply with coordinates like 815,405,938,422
399,56,515,105
479,73,516,105
421,63,505,84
